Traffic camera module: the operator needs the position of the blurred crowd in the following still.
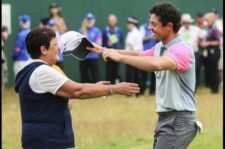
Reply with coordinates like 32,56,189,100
2,3,223,94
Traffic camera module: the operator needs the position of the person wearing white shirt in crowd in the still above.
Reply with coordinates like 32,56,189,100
179,13,207,91
125,17,143,96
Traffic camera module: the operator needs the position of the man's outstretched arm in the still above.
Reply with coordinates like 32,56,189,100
87,43,140,56
102,50,176,72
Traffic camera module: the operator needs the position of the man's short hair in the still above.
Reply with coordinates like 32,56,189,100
25,27,56,59
150,2,181,33
196,12,204,18
2,26,8,32
49,3,60,9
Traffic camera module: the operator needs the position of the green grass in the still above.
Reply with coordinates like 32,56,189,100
2,87,223,149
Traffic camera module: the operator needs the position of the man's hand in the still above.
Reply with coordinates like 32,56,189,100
112,82,140,96
86,43,104,54
102,49,122,62
200,41,210,48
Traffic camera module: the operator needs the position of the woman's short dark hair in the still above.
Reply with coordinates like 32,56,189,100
150,2,181,33
25,27,56,59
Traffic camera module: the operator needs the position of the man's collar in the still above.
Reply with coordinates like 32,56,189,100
163,34,182,49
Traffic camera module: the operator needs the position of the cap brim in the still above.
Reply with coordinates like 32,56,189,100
85,17,94,20
127,21,138,25
63,38,93,60
182,20,194,23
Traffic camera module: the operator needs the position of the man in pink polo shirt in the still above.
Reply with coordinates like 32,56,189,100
88,2,201,149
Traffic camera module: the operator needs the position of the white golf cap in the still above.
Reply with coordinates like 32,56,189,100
59,31,93,60
181,13,194,23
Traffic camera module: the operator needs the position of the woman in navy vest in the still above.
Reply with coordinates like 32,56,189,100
15,27,140,149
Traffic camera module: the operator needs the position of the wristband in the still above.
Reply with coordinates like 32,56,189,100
108,85,113,95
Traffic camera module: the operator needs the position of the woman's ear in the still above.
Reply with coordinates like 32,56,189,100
40,46,47,55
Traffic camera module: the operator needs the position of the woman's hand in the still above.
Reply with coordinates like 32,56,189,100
112,82,140,96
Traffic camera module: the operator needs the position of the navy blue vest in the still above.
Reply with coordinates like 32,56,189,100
15,62,75,149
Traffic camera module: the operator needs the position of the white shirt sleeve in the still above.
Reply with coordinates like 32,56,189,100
131,30,144,51
29,65,69,95
139,26,145,39
125,32,133,50
216,20,223,34
198,27,207,39
125,29,143,51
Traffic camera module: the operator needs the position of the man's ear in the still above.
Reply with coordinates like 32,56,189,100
40,46,47,55
167,22,173,31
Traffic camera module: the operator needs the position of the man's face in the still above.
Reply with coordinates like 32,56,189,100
2,31,9,41
19,21,26,28
203,13,217,27
182,22,191,29
127,23,135,30
197,16,204,24
148,14,171,41
108,15,117,27
204,17,213,27
45,38,59,66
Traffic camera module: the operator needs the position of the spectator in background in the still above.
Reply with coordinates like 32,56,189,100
46,19,60,43
125,16,143,96
179,13,207,91
210,8,223,87
139,14,158,95
40,3,67,34
2,26,9,88
200,12,221,93
46,19,64,70
196,12,207,29
218,19,223,87
78,13,102,83
102,14,123,84
210,8,223,36
196,12,209,87
12,15,31,76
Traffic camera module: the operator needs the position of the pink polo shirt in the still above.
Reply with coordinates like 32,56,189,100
139,43,192,73
138,35,196,112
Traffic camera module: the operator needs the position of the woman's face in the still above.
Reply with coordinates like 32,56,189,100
50,7,59,16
